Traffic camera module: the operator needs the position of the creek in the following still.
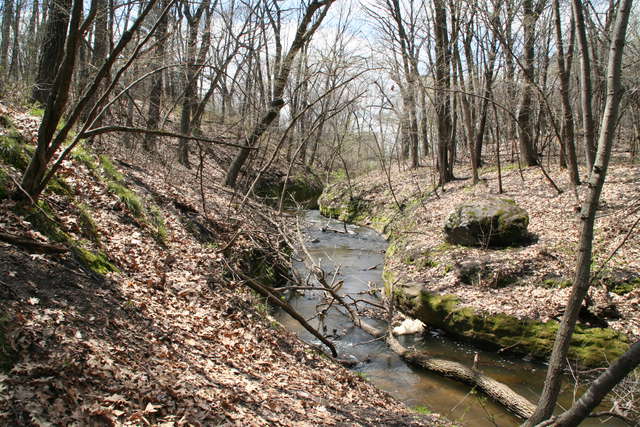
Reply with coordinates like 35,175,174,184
275,210,623,426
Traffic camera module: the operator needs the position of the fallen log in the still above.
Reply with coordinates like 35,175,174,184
296,218,536,419
0,232,68,254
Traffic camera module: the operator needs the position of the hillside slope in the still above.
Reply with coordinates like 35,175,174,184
0,103,445,425
319,159,639,367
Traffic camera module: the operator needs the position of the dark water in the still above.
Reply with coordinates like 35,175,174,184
275,210,623,426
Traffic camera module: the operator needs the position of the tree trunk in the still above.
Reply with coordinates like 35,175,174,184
552,0,580,186
516,0,540,167
434,0,453,184
551,340,640,427
142,5,166,151
525,0,633,424
571,0,597,170
0,0,14,74
31,0,72,104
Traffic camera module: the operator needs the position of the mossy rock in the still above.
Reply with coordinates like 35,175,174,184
389,283,629,368
444,197,530,247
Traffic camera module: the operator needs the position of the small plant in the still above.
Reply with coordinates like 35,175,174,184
412,406,432,415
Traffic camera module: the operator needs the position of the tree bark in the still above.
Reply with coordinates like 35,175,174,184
143,0,169,152
525,0,633,424
552,0,580,185
31,0,72,104
434,0,453,184
516,0,541,167
571,0,597,170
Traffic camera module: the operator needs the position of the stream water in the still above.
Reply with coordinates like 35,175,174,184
275,210,623,426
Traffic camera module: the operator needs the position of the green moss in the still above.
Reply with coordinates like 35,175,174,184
413,406,432,415
107,182,144,218
148,205,168,244
71,244,119,275
0,167,9,199
77,203,100,242
541,278,572,289
391,285,629,368
15,200,69,243
0,134,32,171
99,155,124,182
28,107,45,117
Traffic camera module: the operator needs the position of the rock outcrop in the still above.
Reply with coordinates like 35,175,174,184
444,197,530,247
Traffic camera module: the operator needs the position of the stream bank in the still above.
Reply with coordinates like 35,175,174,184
281,211,624,426
317,167,635,369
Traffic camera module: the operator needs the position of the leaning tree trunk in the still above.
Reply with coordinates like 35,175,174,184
223,0,335,189
525,0,633,424
549,340,640,427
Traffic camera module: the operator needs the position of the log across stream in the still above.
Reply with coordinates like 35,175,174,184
274,210,624,427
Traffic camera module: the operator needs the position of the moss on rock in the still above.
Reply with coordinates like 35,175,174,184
390,282,629,368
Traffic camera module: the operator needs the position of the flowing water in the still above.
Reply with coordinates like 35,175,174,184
275,210,623,426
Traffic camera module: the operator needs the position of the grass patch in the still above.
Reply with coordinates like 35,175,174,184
412,406,432,415
0,133,33,171
71,144,98,172
99,155,123,182
107,182,144,218
77,203,100,242
541,278,572,289
0,316,17,373
71,244,119,275
47,175,73,196
0,167,9,199
148,205,168,244
28,107,45,117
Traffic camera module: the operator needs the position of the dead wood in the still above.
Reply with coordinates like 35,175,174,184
0,232,68,254
228,262,338,358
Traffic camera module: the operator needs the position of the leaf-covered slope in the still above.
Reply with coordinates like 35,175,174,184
0,103,446,426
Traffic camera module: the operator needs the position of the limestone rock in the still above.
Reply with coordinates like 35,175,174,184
444,197,530,247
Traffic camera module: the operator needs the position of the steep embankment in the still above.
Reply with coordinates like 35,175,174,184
319,163,639,368
0,103,446,425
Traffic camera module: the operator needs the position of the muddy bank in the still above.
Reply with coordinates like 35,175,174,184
318,166,636,368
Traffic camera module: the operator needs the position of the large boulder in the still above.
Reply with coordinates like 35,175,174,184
444,197,530,247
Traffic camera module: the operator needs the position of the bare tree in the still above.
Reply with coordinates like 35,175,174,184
223,0,336,188
525,0,634,423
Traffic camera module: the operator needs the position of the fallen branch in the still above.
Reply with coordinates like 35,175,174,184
225,261,337,358
0,232,68,254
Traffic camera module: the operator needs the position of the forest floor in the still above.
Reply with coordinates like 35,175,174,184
324,156,640,342
0,103,448,425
